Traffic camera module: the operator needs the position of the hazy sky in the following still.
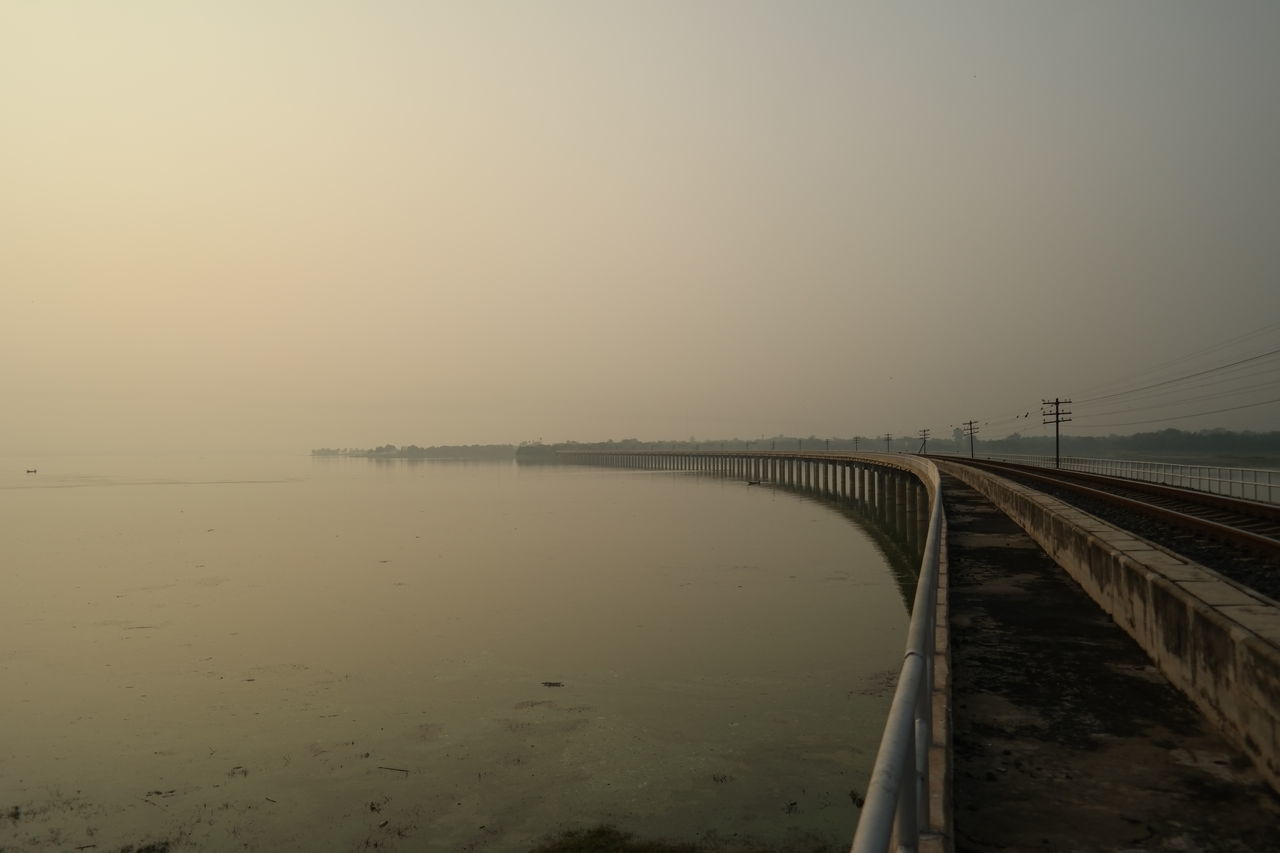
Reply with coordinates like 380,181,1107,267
5,2,1279,454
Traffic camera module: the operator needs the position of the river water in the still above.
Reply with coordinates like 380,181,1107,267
0,455,912,852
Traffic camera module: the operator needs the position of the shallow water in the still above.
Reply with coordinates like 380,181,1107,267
0,455,910,851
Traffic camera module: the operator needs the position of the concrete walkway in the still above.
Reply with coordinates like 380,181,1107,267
943,474,1280,852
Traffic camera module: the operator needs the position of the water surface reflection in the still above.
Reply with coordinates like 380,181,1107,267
0,456,908,851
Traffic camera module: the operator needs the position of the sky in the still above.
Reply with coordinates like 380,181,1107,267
4,1,1279,454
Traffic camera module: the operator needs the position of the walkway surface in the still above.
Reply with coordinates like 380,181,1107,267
943,474,1280,853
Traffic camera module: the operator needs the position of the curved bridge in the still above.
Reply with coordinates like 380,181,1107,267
552,447,1280,850
557,449,927,520
555,448,952,853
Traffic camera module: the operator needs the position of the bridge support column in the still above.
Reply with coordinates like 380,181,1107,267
888,472,896,524
896,474,908,533
874,470,884,521
903,479,917,551
920,484,929,543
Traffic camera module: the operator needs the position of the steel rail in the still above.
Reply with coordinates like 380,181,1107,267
954,458,1280,562
936,451,1280,505
958,458,1280,523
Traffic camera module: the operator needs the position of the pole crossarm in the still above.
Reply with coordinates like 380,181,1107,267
1041,398,1073,469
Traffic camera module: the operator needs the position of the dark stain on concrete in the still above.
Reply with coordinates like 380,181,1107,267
944,474,1280,853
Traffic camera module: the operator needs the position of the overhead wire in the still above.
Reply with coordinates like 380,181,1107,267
1072,365,1280,417
947,324,1280,439
1074,346,1280,404
1071,319,1280,400
1072,377,1280,420
1071,397,1280,429
898,323,1280,444
1078,363,1280,405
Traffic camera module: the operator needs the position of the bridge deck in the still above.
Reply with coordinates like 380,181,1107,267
943,473,1280,852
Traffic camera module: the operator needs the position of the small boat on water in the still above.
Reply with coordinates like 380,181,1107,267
25,469,37,474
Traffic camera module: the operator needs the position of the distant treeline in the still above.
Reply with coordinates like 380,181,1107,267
312,444,515,460
515,436,867,462
514,429,1280,466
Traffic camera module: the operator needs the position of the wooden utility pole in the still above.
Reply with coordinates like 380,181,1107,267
1042,398,1073,468
918,428,930,454
963,420,979,458
883,433,892,453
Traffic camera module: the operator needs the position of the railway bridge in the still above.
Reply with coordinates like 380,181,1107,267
552,448,1280,853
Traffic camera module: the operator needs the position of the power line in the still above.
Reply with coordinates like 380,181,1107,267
1073,364,1280,410
1069,396,1280,428
1073,377,1280,420
1076,346,1280,404
1071,319,1280,399
948,327,1280,441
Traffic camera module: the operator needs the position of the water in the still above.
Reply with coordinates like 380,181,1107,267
0,455,911,852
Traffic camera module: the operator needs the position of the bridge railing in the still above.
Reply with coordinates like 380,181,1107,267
850,456,945,853
934,451,1280,505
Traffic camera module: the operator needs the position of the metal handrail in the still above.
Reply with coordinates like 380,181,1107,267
850,462,943,853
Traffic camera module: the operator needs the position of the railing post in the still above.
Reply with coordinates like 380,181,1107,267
895,713,919,853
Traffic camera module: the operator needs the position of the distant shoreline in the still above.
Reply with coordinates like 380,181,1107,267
314,428,1280,469
312,444,514,460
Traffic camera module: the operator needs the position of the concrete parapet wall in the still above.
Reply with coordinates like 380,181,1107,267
935,459,1280,794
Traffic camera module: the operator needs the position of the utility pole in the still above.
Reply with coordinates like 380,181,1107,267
1042,398,1072,469
853,436,859,452
825,438,830,451
963,419,979,459
918,428,930,454
883,433,892,453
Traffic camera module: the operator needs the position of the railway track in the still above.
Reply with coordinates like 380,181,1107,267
935,456,1280,600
